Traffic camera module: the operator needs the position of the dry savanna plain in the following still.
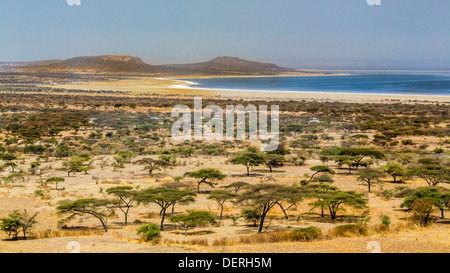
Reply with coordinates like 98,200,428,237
0,74,449,253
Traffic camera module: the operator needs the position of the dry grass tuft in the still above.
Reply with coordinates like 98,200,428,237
35,228,104,239
212,227,324,246
328,224,369,237
328,221,421,238
188,238,210,246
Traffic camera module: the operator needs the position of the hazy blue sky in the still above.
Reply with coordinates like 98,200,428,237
1,0,449,69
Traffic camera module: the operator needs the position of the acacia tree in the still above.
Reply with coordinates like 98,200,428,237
222,181,249,194
231,148,266,176
407,163,450,187
309,165,336,182
357,168,386,193
135,158,170,176
3,162,17,173
62,156,88,177
401,190,434,227
170,211,216,236
0,153,17,162
186,168,226,193
0,210,38,240
46,177,65,190
207,190,236,220
304,184,338,218
0,217,21,240
264,154,285,173
1,153,17,172
409,199,434,226
275,186,305,220
2,173,24,185
311,173,334,184
335,148,384,174
309,190,367,220
383,162,407,183
29,161,41,175
335,156,356,174
12,210,37,239
56,198,115,232
136,187,196,230
106,186,138,226
438,190,450,219
235,184,301,233
401,187,450,225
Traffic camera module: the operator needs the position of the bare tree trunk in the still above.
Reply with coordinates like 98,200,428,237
258,214,266,233
160,208,166,230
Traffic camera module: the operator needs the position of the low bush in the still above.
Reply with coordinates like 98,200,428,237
137,223,161,243
381,215,391,226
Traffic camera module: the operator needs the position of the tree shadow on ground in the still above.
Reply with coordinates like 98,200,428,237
170,230,215,236
297,212,366,224
434,218,450,225
230,173,265,178
253,169,286,174
383,180,408,185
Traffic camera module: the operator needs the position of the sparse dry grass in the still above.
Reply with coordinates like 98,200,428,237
35,228,104,239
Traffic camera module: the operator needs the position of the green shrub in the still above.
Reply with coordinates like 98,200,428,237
34,189,44,198
401,139,415,146
137,223,161,242
241,209,260,226
381,215,391,226
300,179,309,186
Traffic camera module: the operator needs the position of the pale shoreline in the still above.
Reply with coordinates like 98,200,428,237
166,77,450,103
165,71,350,79
44,75,450,104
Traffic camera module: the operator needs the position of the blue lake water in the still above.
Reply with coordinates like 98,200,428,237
183,72,450,96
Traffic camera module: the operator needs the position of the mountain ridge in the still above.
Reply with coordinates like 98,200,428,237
15,55,299,76
162,56,297,75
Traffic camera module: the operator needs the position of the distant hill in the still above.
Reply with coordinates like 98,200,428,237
18,55,160,74
159,56,298,75
15,55,298,76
